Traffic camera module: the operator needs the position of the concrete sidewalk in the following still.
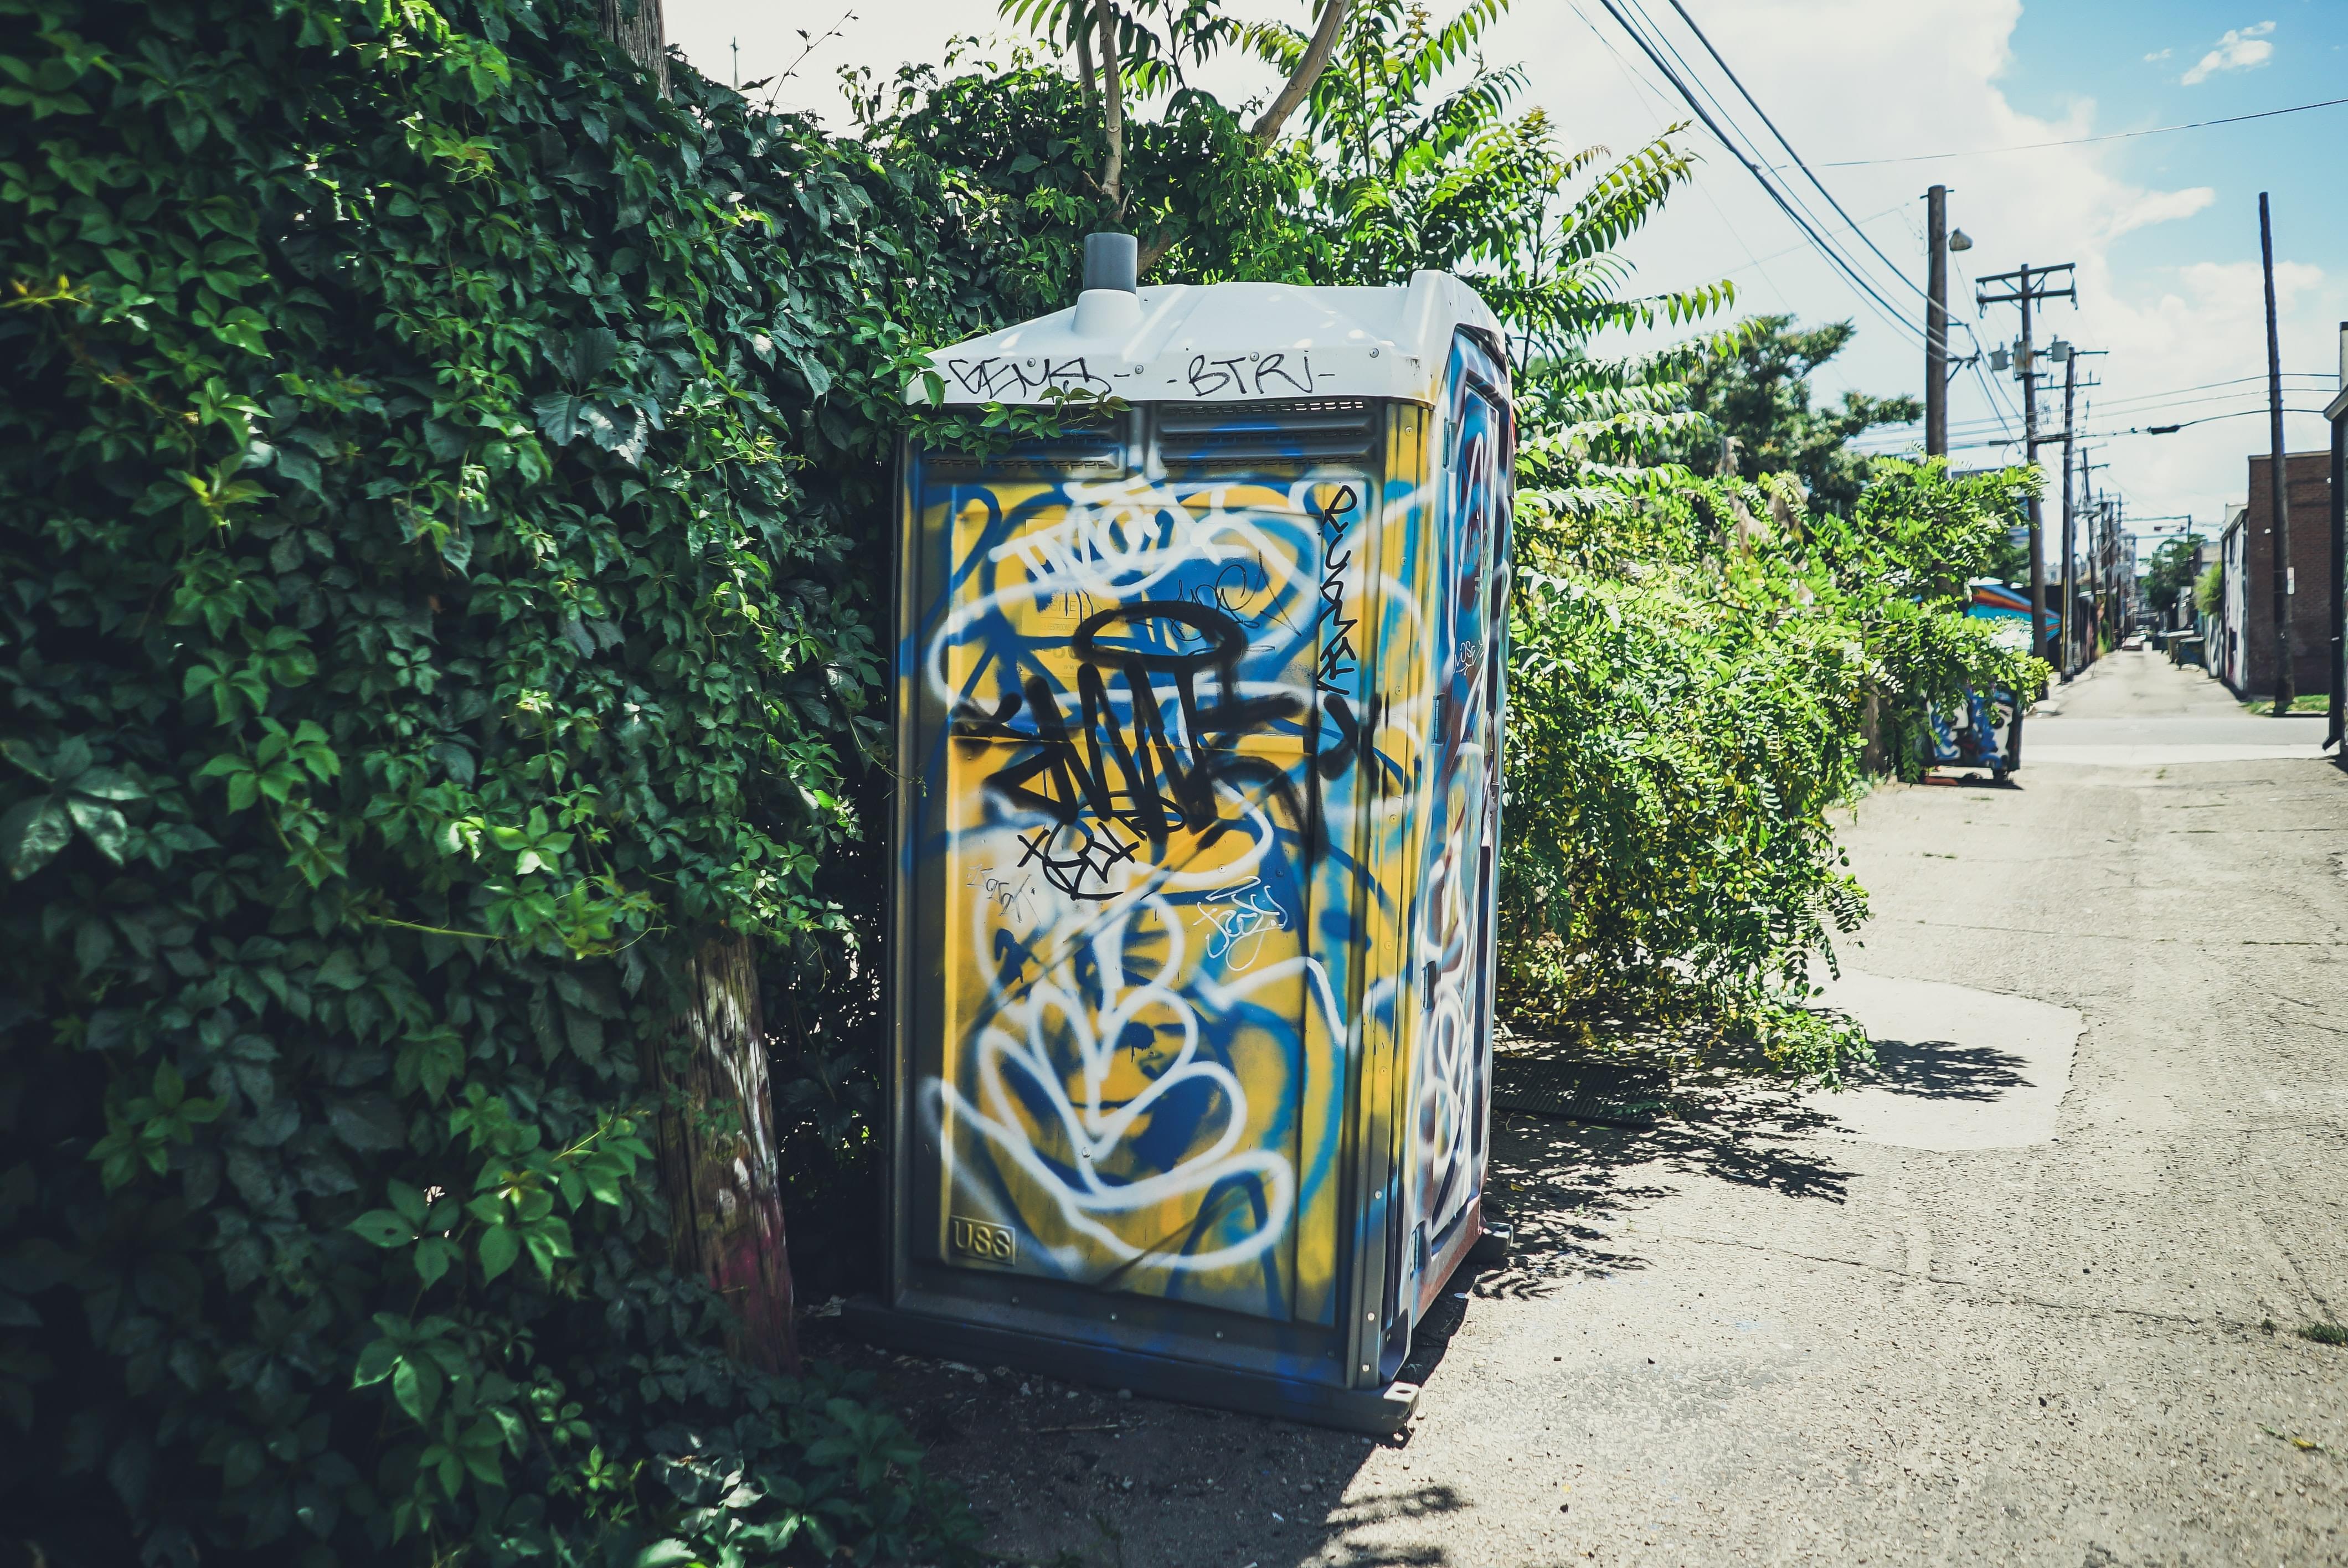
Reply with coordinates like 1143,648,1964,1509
2023,651,2330,765
841,649,2348,1567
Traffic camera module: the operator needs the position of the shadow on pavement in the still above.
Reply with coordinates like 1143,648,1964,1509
828,1036,1862,1567
1849,1035,2031,1101
1468,1033,1860,1309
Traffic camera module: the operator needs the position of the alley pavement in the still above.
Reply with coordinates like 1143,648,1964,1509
842,649,2348,1567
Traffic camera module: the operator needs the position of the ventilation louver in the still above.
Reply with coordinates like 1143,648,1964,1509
1154,399,1378,468
918,431,1127,480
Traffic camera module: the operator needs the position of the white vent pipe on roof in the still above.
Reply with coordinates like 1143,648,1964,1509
1073,231,1141,338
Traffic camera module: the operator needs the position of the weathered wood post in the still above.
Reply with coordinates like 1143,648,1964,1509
650,937,797,1372
590,0,795,1371
595,0,668,96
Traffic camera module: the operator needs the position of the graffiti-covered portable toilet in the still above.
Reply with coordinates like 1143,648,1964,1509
849,234,1513,1432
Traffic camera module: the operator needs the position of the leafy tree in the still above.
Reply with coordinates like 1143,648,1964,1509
2144,531,2207,611
2195,558,2225,619
1664,314,1920,515
990,0,1351,229
1245,0,1729,362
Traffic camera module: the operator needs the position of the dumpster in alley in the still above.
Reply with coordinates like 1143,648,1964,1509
847,235,1514,1432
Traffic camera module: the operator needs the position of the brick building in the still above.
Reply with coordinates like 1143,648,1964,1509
2220,449,2334,697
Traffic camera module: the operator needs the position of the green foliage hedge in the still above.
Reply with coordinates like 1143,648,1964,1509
1499,388,2043,1074
0,0,1027,1557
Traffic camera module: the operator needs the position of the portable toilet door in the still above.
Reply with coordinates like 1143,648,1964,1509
853,241,1513,1433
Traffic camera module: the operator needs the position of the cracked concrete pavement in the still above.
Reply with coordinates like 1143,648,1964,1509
831,649,2348,1567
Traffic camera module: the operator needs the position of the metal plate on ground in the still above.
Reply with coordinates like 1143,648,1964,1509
1492,1051,1669,1128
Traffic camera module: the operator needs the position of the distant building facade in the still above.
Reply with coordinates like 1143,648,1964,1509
2212,502,2248,690
2215,451,2334,697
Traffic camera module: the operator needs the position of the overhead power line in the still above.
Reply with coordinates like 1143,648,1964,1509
1563,0,1801,310
1660,0,1929,307
2089,406,2333,439
1588,0,1930,351
1870,406,2334,453
1712,200,1912,280
1798,94,2348,170
1870,379,2340,442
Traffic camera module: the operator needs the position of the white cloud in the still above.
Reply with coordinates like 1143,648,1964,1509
2181,22,2276,85
2143,48,2171,63
2108,187,2216,239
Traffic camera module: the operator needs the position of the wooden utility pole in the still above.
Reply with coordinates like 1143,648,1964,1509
590,0,797,1373
596,0,668,95
2060,353,2078,677
2329,320,2347,750
1924,185,1949,459
2259,192,2295,714
2055,350,2105,678
648,940,798,1373
1977,261,2076,678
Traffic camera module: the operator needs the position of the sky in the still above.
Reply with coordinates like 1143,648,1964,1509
662,0,2348,560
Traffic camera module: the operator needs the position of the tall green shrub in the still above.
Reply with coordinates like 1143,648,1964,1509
1497,384,2043,1075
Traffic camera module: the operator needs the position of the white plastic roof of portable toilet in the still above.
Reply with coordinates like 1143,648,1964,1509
904,270,1502,409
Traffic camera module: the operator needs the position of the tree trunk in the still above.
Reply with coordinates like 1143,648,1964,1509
649,933,798,1372
595,0,668,96
1251,0,1352,147
591,0,791,1373
1072,0,1098,105
1096,1,1124,213
1860,689,1892,776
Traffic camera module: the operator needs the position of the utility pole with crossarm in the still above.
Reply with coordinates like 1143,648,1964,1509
1977,261,2077,677
2056,346,2105,678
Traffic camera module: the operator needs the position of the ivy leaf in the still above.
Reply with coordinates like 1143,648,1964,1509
352,1338,399,1389
65,797,130,864
395,1029,464,1102
327,1095,406,1151
788,353,833,400
349,1210,412,1248
69,768,146,802
272,445,322,495
391,1354,443,1424
387,1179,429,1226
1,797,71,879
533,393,587,446
313,949,364,990
522,1215,573,1277
552,327,620,385
414,1236,458,1287
477,1223,519,1283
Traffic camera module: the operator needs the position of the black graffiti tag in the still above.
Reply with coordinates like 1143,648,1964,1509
1185,352,1318,399
1015,821,1140,902
966,601,1309,897
1310,486,1361,697
945,355,1114,400
1306,484,1365,790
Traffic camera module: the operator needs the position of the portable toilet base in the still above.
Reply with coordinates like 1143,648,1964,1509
845,1286,1429,1433
859,255,1514,1434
